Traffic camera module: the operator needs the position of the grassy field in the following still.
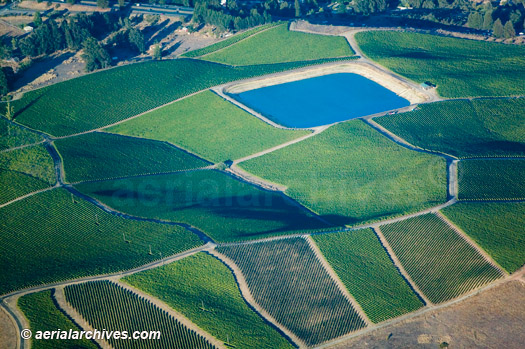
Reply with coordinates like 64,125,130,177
442,202,525,273
107,90,310,163
75,170,329,242
182,22,282,58
0,117,42,151
240,120,447,226
0,144,56,204
10,59,358,137
202,23,354,66
55,132,209,182
124,253,292,348
219,238,366,345
313,229,424,323
458,159,525,200
65,281,214,349
375,99,525,158
18,290,97,349
355,31,525,98
0,188,202,295
380,214,502,304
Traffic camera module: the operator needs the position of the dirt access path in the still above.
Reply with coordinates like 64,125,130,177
306,236,372,326
207,249,305,348
53,287,112,349
436,211,507,275
373,227,433,306
113,280,224,348
327,280,525,348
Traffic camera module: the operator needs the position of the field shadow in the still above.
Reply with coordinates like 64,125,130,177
13,93,45,120
11,52,75,91
89,188,335,236
147,21,181,46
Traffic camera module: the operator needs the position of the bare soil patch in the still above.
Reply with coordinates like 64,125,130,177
331,281,525,348
18,0,110,13
0,18,25,37
0,305,17,349
12,51,85,93
291,20,352,35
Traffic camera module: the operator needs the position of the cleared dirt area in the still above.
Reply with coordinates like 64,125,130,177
0,305,17,349
17,0,110,13
12,52,85,93
0,18,26,37
224,62,430,104
331,280,525,348
291,20,352,35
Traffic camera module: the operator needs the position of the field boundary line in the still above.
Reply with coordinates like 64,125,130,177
52,88,212,140
0,185,59,209
362,118,457,160
233,125,330,164
207,249,306,348
316,271,521,349
69,166,215,186
305,236,372,326
113,280,225,349
457,198,525,203
64,184,215,243
94,131,215,166
222,167,333,227
54,286,112,349
0,140,45,154
449,159,459,200
226,165,287,191
436,211,508,276
0,243,215,300
372,227,432,306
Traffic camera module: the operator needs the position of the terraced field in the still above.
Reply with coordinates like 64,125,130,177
75,170,329,242
313,229,424,323
10,59,349,137
55,132,209,182
240,120,447,226
124,253,292,348
356,31,525,97
218,238,367,346
442,202,525,273
375,99,525,158
18,290,97,349
380,214,503,304
0,188,202,295
107,90,310,163
0,144,56,204
0,117,42,151
457,159,525,200
202,23,354,65
65,281,214,349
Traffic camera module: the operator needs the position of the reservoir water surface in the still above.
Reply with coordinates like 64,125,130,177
233,73,410,128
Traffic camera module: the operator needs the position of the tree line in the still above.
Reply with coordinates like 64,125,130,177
0,10,147,97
